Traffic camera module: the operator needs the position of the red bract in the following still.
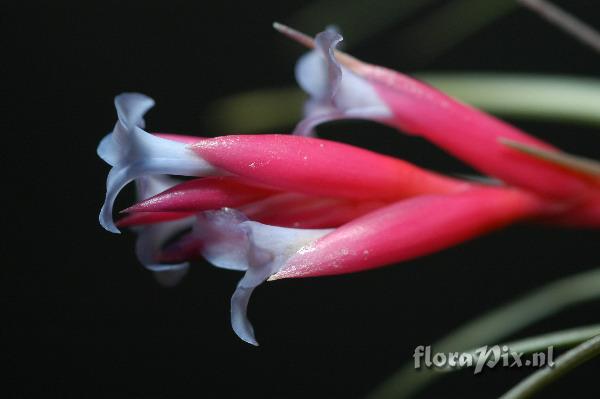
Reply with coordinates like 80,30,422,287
189,134,469,200
122,176,277,213
98,24,598,344
270,187,544,280
285,25,599,201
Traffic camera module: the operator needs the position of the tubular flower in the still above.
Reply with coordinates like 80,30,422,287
153,187,545,345
98,25,598,343
99,93,477,234
285,25,599,201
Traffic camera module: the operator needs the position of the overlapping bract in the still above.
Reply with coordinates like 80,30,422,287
97,28,599,345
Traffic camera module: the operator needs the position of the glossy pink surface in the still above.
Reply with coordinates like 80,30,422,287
191,134,469,201
272,187,543,279
116,211,193,227
124,176,277,213
360,65,592,200
240,193,386,228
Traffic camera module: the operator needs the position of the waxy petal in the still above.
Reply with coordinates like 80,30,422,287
132,175,196,286
191,134,469,201
294,29,391,136
270,187,544,280
154,133,205,145
98,93,218,233
177,209,333,345
158,194,384,263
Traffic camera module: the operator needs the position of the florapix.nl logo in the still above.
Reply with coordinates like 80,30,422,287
413,345,555,374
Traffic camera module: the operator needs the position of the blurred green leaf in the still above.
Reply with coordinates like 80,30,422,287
500,334,600,399
438,324,600,373
207,87,305,133
367,267,600,399
207,74,600,132
419,73,600,128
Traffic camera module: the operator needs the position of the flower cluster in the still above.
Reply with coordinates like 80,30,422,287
98,26,600,345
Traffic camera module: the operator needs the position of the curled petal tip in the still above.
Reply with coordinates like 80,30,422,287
98,94,217,231
231,286,260,346
294,30,392,136
114,93,155,129
99,206,121,234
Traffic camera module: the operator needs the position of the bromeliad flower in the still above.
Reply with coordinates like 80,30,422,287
98,27,598,345
99,93,482,232
152,185,545,345
280,24,600,202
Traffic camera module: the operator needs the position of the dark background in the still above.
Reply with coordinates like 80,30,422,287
4,1,599,398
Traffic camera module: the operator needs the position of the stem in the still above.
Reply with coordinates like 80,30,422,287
518,0,600,53
499,334,600,399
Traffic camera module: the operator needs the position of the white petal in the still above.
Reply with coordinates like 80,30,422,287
194,208,333,345
115,93,154,130
195,209,255,271
136,220,192,271
231,221,333,345
133,175,195,287
294,30,391,135
295,29,342,101
98,93,218,233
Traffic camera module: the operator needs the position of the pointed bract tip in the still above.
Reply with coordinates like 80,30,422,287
273,22,316,49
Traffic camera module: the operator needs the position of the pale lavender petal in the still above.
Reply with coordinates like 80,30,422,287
98,93,218,233
294,30,391,135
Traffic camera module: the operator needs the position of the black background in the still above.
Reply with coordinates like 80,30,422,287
4,1,600,398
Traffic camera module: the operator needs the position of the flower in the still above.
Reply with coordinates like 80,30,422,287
149,186,544,345
268,186,544,280
283,24,600,201
99,93,479,233
98,25,599,344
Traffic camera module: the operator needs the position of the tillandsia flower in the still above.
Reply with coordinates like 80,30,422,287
99,27,598,343
99,92,486,232
94,93,475,342
280,24,600,202
149,186,549,345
